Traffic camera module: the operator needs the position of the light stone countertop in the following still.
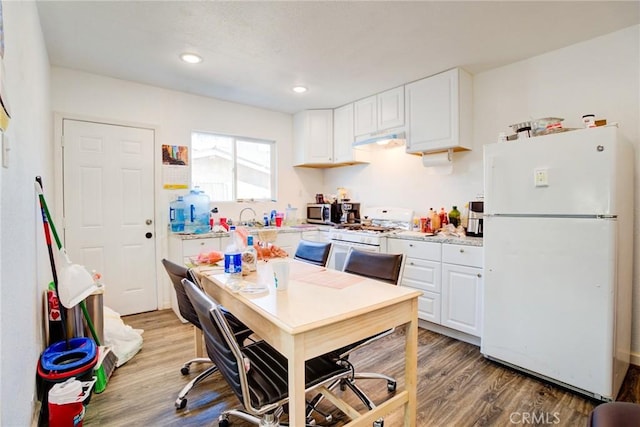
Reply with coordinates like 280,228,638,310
389,231,483,247
171,224,483,247
170,225,317,240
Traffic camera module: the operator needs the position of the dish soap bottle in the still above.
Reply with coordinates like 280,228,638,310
449,206,461,227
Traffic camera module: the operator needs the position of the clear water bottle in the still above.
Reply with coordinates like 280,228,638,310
243,235,257,272
224,226,243,291
169,196,186,232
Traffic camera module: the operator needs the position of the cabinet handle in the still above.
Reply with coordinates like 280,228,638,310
459,248,465,253
477,273,482,278
409,244,414,247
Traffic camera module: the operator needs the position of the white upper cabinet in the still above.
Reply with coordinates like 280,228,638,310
354,95,377,136
354,86,404,139
405,68,472,154
293,109,333,166
333,103,370,165
294,106,369,167
377,87,404,131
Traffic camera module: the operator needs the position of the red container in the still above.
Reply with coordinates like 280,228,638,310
48,377,95,427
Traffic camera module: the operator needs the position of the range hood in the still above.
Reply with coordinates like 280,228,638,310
353,127,406,148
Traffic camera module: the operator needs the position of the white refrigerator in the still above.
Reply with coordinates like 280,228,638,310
481,126,634,401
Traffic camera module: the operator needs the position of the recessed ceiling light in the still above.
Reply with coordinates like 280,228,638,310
292,86,307,93
180,53,203,64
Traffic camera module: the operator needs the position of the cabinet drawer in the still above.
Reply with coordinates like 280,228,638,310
388,239,441,261
182,238,220,258
442,244,483,268
402,258,441,293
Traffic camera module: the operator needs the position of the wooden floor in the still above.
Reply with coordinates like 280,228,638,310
82,309,640,426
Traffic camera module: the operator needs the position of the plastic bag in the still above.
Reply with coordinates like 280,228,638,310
103,306,144,367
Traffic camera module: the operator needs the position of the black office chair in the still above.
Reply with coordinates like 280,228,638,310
308,248,404,426
182,278,355,427
161,258,254,410
293,240,332,267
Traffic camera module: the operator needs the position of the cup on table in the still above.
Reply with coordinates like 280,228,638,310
275,213,284,227
270,259,290,291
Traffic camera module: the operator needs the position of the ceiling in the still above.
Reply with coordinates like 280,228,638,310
36,1,639,114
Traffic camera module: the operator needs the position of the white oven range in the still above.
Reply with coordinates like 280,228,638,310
327,207,413,270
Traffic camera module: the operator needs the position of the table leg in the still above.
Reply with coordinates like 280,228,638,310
404,299,418,427
287,338,306,425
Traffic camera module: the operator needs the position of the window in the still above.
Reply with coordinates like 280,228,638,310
191,131,276,202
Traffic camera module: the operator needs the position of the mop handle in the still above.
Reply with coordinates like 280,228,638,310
35,177,101,346
35,177,63,249
35,178,68,345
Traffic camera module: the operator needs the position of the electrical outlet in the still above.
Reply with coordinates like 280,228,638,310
534,168,548,187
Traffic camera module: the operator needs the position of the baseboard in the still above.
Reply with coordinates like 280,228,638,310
418,319,481,347
629,352,640,367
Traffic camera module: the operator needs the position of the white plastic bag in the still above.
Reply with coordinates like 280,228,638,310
103,306,144,367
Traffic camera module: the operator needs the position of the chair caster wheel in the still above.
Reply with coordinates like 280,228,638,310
373,418,384,427
175,398,187,410
218,419,230,427
180,366,190,375
387,381,396,392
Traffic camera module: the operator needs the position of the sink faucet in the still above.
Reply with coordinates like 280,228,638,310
239,207,257,226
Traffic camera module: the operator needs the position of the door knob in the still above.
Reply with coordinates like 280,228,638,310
145,232,153,239
146,219,153,225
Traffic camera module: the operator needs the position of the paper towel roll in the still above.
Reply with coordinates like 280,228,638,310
421,149,453,174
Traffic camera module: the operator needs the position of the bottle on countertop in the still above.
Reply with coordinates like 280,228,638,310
449,206,461,227
461,203,469,230
169,196,186,233
210,207,219,230
224,225,243,291
263,213,270,227
429,208,440,231
439,207,448,226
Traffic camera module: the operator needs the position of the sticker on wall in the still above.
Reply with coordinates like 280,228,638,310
162,144,189,189
0,2,11,132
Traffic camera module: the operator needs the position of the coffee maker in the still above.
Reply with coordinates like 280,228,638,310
337,202,360,224
467,201,483,237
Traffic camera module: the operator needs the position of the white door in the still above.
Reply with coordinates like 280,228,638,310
63,119,157,315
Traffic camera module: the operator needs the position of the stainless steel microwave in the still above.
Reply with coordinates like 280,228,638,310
306,203,332,224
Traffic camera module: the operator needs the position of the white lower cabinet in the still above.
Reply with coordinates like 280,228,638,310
389,238,484,338
273,232,302,257
388,239,441,323
441,244,484,337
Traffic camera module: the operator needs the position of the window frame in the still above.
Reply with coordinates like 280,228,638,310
191,130,277,202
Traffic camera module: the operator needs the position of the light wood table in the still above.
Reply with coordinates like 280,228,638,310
196,259,420,426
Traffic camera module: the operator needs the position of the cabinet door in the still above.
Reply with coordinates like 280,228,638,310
377,87,404,131
418,291,441,324
293,110,333,165
275,232,302,258
405,68,471,153
441,263,483,337
354,95,377,136
333,103,354,164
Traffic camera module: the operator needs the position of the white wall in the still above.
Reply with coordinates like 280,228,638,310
50,68,322,311
0,2,53,425
326,25,640,357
